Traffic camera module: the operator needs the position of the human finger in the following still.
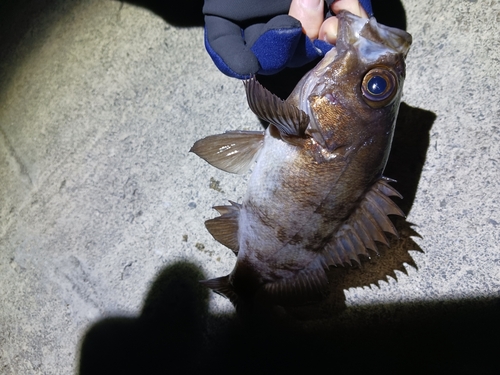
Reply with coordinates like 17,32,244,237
319,0,369,44
289,0,324,40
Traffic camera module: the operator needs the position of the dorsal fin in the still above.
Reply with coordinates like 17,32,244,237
244,77,309,139
190,131,265,174
321,178,405,267
205,201,241,254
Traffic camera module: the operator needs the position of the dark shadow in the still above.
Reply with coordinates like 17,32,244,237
78,260,499,374
256,60,320,101
0,0,73,67
385,102,436,214
372,0,407,30
119,0,204,27
78,262,211,374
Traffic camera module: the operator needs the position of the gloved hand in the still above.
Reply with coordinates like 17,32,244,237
203,0,373,79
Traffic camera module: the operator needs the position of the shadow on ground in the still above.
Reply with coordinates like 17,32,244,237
78,261,499,375
75,94,485,374
119,0,204,27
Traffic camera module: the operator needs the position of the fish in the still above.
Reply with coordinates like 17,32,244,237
190,11,412,310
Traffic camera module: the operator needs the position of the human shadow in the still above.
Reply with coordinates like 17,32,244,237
78,262,210,374
78,260,499,374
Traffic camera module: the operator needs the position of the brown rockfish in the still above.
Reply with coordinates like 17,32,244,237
191,11,412,310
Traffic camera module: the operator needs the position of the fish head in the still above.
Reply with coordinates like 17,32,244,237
290,11,412,156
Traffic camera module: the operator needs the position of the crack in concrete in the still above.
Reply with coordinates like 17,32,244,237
0,125,33,187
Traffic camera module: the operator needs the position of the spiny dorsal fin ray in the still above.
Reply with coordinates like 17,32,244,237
337,236,355,266
190,131,264,174
367,189,405,217
348,228,369,255
364,192,399,238
361,214,390,247
321,178,404,267
205,201,241,253
352,219,378,252
244,77,309,138
379,177,403,198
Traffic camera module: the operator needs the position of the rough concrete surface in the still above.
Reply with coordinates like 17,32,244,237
0,0,499,374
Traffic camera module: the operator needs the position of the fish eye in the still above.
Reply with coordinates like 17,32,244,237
367,75,387,95
361,68,398,108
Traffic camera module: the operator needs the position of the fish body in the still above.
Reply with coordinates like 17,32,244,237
191,11,412,309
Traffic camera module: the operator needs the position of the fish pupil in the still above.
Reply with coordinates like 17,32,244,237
367,75,387,95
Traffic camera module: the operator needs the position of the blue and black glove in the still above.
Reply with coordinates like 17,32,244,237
203,0,373,79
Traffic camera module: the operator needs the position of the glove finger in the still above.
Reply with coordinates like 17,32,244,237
248,15,306,75
204,15,259,78
203,0,292,23
286,34,326,69
244,14,302,47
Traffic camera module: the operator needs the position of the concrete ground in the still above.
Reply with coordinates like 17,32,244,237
1,0,499,373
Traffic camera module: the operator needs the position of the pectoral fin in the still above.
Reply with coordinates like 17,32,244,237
244,77,309,139
190,131,264,174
